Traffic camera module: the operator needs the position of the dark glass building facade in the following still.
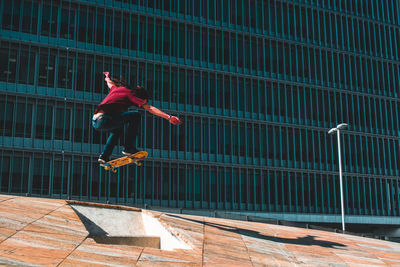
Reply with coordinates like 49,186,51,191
0,0,399,223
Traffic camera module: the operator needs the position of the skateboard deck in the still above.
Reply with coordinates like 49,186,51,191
100,151,148,173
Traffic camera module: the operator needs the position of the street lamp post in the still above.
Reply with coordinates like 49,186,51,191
328,123,348,233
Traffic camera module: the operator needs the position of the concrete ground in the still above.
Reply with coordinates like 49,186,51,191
0,194,400,266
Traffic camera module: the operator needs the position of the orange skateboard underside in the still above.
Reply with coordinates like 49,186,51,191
101,151,148,172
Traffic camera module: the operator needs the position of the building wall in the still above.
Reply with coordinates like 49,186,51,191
0,0,400,219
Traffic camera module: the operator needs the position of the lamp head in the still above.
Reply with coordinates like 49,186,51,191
328,128,337,135
337,123,348,130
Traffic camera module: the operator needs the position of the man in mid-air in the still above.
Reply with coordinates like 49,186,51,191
92,72,182,164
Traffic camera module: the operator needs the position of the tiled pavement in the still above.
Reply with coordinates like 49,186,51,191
0,194,400,266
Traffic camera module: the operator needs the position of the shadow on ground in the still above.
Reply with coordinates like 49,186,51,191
167,214,347,249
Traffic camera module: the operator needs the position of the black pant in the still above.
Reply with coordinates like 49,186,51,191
92,111,141,157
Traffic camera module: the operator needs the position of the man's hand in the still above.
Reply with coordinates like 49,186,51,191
103,72,114,89
142,104,182,125
169,116,182,125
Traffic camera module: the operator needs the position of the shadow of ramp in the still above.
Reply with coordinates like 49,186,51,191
92,236,160,248
71,206,108,237
166,214,347,249
70,205,160,249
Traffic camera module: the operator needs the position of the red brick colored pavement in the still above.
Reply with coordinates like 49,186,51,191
0,194,400,266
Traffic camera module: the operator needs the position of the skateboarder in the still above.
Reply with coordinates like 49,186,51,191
92,72,182,164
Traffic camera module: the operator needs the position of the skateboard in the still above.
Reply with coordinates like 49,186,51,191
100,151,148,173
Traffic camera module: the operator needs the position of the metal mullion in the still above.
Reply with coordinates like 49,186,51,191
270,170,278,212
360,177,368,215
389,179,395,216
314,172,319,213
370,137,377,176
160,162,164,207
373,177,378,215
384,1,390,23
394,0,400,25
351,17,356,52
299,173,305,212
383,87,391,135
366,177,372,215
394,101,400,136
389,62,396,98
208,165,211,209
7,150,14,193
353,133,358,173
326,174,331,213
20,151,26,194
305,173,310,212
371,97,379,135
321,174,326,214
377,98,384,135
317,10,322,45
222,166,227,209
279,171,284,212
389,26,399,60
259,169,265,210
396,179,400,216
346,134,352,173
343,174,350,215
393,27,399,61
382,138,388,176
393,138,399,177
387,179,397,216
0,151,4,193
361,95,368,132
379,178,385,215
0,0,6,29
200,166,204,209
215,166,219,209
332,170,337,213
359,135,367,175
245,168,249,209
79,157,84,200
356,176,361,214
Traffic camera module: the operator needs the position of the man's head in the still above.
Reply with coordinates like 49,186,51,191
134,85,149,101
110,76,149,100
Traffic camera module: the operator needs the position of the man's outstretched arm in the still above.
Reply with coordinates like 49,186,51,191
103,72,115,89
142,104,182,125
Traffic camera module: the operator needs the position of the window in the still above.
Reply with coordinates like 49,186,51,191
96,9,105,45
2,0,21,31
35,103,53,140
57,53,74,89
194,26,201,61
78,7,87,42
15,102,33,138
41,3,58,37
55,105,71,140
17,46,35,85
60,4,76,40
161,20,170,56
0,96,14,137
209,29,215,63
87,7,95,43
216,30,223,65
147,18,155,54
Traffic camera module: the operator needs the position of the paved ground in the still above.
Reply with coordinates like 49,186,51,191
1,194,400,266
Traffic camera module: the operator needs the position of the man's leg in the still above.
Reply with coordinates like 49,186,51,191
92,113,122,163
101,126,123,159
119,111,141,154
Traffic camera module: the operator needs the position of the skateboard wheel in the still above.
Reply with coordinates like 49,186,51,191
136,162,142,166
112,168,117,173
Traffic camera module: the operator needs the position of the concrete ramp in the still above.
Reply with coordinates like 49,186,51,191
70,204,191,250
1,194,400,266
